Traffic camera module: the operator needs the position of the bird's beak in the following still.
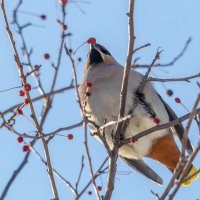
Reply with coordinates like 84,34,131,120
88,43,103,65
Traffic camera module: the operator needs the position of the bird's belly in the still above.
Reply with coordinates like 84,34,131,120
119,116,168,159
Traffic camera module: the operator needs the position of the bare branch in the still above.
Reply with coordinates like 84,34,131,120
148,72,200,82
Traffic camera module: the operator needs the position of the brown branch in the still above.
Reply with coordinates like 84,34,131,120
168,141,200,200
1,85,75,116
133,37,192,69
1,1,59,199
103,1,135,200
158,94,200,200
122,107,200,145
12,0,46,96
133,43,151,54
75,155,85,191
84,124,101,200
148,72,200,82
30,145,78,196
76,157,108,200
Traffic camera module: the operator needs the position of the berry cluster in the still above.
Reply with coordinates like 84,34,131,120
85,81,92,97
17,83,32,115
17,136,30,152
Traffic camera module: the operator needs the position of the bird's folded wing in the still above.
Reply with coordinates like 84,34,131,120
158,94,193,154
120,156,163,185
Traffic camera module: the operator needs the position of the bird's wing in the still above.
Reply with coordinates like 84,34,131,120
158,94,193,154
120,156,163,185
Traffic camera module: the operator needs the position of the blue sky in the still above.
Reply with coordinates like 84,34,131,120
0,0,200,200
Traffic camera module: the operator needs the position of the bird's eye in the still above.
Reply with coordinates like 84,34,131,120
96,44,111,55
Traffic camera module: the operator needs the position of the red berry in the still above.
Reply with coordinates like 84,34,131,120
87,37,96,44
166,89,173,96
67,134,73,140
44,53,50,60
88,191,92,195
97,186,102,191
86,92,91,97
78,57,82,62
23,83,32,92
17,108,23,115
59,0,68,6
19,90,25,97
17,136,24,143
24,98,30,105
22,145,30,152
130,136,137,144
40,15,46,20
153,118,160,125
86,82,92,88
175,97,181,103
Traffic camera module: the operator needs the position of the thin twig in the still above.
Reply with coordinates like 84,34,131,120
148,73,200,82
133,37,192,69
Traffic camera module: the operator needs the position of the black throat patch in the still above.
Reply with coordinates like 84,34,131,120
89,49,103,65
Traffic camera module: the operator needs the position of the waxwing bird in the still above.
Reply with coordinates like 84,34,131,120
78,42,199,186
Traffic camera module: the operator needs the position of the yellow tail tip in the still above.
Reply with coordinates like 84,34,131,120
182,166,199,187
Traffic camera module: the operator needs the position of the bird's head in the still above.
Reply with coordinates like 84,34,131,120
85,43,117,69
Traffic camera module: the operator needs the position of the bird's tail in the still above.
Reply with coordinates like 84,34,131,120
182,165,199,186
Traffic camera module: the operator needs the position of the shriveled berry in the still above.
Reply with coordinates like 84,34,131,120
175,97,181,103
22,145,30,152
86,82,92,88
86,92,91,97
19,90,25,97
23,83,31,92
130,136,137,144
40,15,46,20
166,89,173,96
44,53,50,60
67,134,73,140
68,49,73,54
61,24,67,31
97,186,102,191
34,65,40,71
24,98,30,105
87,37,96,44
17,136,24,143
153,118,160,125
88,191,92,195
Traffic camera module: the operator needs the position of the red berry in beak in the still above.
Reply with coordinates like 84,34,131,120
59,0,68,6
87,37,96,44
